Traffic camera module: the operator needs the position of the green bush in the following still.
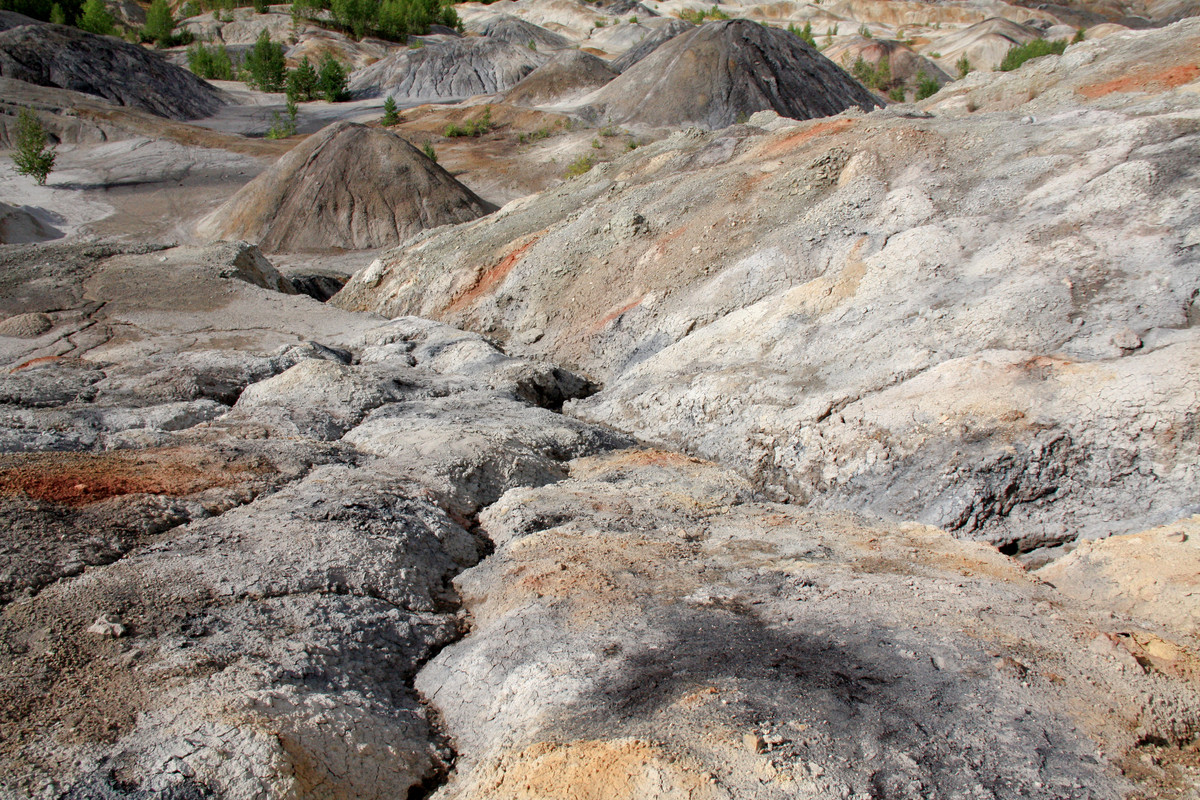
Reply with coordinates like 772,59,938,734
10,107,56,186
316,54,348,101
998,37,1066,72
75,0,114,35
252,0,267,11
49,2,65,22
381,95,400,125
850,55,892,91
443,105,493,137
956,54,971,78
244,29,286,91
564,154,594,178
187,41,235,79
422,141,437,162
286,56,319,101
914,69,940,100
266,97,298,138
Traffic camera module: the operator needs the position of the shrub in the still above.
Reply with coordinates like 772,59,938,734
998,37,1066,72
443,105,493,137
245,29,286,91
11,108,56,186
824,22,836,44
49,2,65,23
422,141,437,162
956,54,971,78
381,95,400,125
564,154,594,178
628,15,637,23
676,5,727,23
914,69,940,100
252,0,267,11
267,96,298,138
857,23,870,38
316,54,348,101
1072,27,1084,43
850,55,891,91
187,41,235,79
75,0,114,35
887,86,904,101
286,56,319,101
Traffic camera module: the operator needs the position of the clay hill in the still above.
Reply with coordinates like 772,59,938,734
609,18,693,72
474,13,572,49
0,21,224,120
505,49,619,106
199,121,492,252
348,37,548,102
580,20,882,129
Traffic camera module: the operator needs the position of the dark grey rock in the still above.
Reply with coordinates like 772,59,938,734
0,23,225,120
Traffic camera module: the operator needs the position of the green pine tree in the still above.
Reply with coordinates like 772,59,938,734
381,95,400,125
76,0,114,35
11,108,57,186
142,0,175,46
244,29,286,92
49,3,66,24
316,54,348,102
286,56,319,101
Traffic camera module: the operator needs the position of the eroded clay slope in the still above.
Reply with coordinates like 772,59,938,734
334,19,1200,551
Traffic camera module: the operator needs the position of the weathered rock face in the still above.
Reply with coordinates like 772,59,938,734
0,23,225,120
197,121,493,252
417,449,1200,800
578,19,881,129
349,37,549,101
505,49,619,106
475,13,572,49
334,19,1200,552
0,240,627,799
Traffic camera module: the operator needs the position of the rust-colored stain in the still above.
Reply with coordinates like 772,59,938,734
0,448,272,506
607,449,707,469
10,355,64,373
756,118,855,159
1076,64,1200,98
445,233,543,313
588,296,644,334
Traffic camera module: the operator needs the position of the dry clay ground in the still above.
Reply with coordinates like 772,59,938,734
0,7,1198,800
